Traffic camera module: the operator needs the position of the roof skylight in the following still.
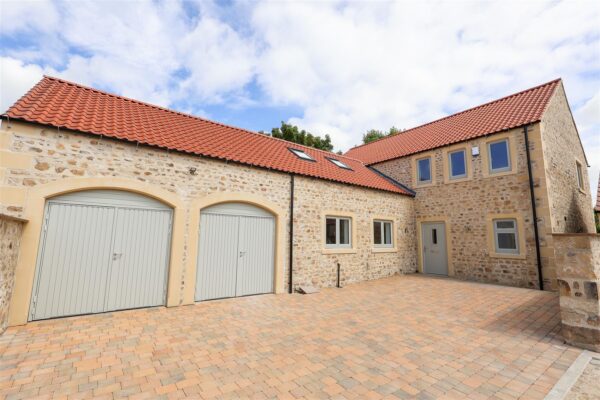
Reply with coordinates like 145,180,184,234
289,148,315,161
327,158,352,170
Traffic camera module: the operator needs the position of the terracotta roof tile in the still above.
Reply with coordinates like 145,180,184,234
345,79,561,165
4,76,412,196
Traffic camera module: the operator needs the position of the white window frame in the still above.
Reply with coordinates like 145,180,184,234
373,220,393,248
576,161,584,191
488,139,511,173
493,219,519,254
417,156,432,184
448,149,467,179
289,148,315,161
325,216,352,249
327,158,352,170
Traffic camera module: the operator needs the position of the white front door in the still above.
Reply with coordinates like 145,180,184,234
421,222,448,275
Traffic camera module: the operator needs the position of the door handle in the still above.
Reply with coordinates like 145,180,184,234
239,251,246,258
112,253,123,261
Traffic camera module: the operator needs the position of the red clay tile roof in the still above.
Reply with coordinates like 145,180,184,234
4,76,412,196
345,79,561,165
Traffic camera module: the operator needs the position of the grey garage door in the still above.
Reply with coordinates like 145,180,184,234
30,190,173,321
195,203,275,301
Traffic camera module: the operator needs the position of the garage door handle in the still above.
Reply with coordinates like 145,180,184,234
112,253,123,261
239,251,246,258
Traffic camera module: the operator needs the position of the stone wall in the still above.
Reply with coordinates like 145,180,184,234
554,233,600,351
0,121,415,326
373,126,551,289
541,83,595,234
0,215,24,333
293,176,416,288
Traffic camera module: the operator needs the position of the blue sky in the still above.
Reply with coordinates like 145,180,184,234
1,0,599,205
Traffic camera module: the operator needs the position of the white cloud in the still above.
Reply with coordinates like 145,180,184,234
178,16,257,103
0,0,60,34
251,1,599,150
0,57,46,112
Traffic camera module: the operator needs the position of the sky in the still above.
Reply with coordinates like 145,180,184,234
1,0,599,206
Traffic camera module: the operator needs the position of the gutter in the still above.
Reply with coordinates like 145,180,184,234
367,166,416,196
524,125,544,290
288,174,295,293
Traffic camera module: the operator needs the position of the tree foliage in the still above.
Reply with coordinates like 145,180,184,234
362,126,403,144
268,122,334,152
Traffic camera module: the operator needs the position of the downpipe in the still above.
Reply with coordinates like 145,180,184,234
524,125,544,290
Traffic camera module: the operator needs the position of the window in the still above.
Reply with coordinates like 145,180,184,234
325,216,351,248
417,157,432,183
327,158,352,170
576,161,584,190
488,139,511,173
493,219,519,254
289,148,315,161
373,220,393,247
448,149,466,179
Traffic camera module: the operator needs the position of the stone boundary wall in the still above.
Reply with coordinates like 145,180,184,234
554,233,600,351
0,214,25,333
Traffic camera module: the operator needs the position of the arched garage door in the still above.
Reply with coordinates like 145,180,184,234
30,190,173,321
196,203,275,301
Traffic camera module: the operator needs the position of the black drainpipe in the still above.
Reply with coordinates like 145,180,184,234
288,174,295,293
524,125,544,290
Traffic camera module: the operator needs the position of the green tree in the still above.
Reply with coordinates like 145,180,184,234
362,126,403,144
268,122,334,152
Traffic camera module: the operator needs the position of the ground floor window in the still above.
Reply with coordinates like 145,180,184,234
326,216,352,248
373,220,393,247
493,219,519,254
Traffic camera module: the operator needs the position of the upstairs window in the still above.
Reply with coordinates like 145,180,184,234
289,148,315,161
325,216,352,248
373,220,393,247
493,219,519,254
576,161,584,190
488,139,511,173
417,157,432,184
327,158,352,170
448,149,467,179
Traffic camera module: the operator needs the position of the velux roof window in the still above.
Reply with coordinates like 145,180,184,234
327,158,352,170
289,148,315,161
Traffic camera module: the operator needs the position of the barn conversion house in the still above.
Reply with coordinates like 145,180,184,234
0,76,595,331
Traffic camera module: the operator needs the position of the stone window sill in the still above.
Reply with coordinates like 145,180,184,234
322,248,357,255
371,247,398,253
489,252,526,260
415,181,435,188
485,169,517,178
444,176,471,184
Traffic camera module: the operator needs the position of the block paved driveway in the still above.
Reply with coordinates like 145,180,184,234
0,275,582,399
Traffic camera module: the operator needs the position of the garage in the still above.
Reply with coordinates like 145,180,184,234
196,203,275,301
29,190,173,321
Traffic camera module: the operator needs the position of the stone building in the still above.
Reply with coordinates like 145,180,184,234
0,76,595,331
346,79,595,290
594,177,600,233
